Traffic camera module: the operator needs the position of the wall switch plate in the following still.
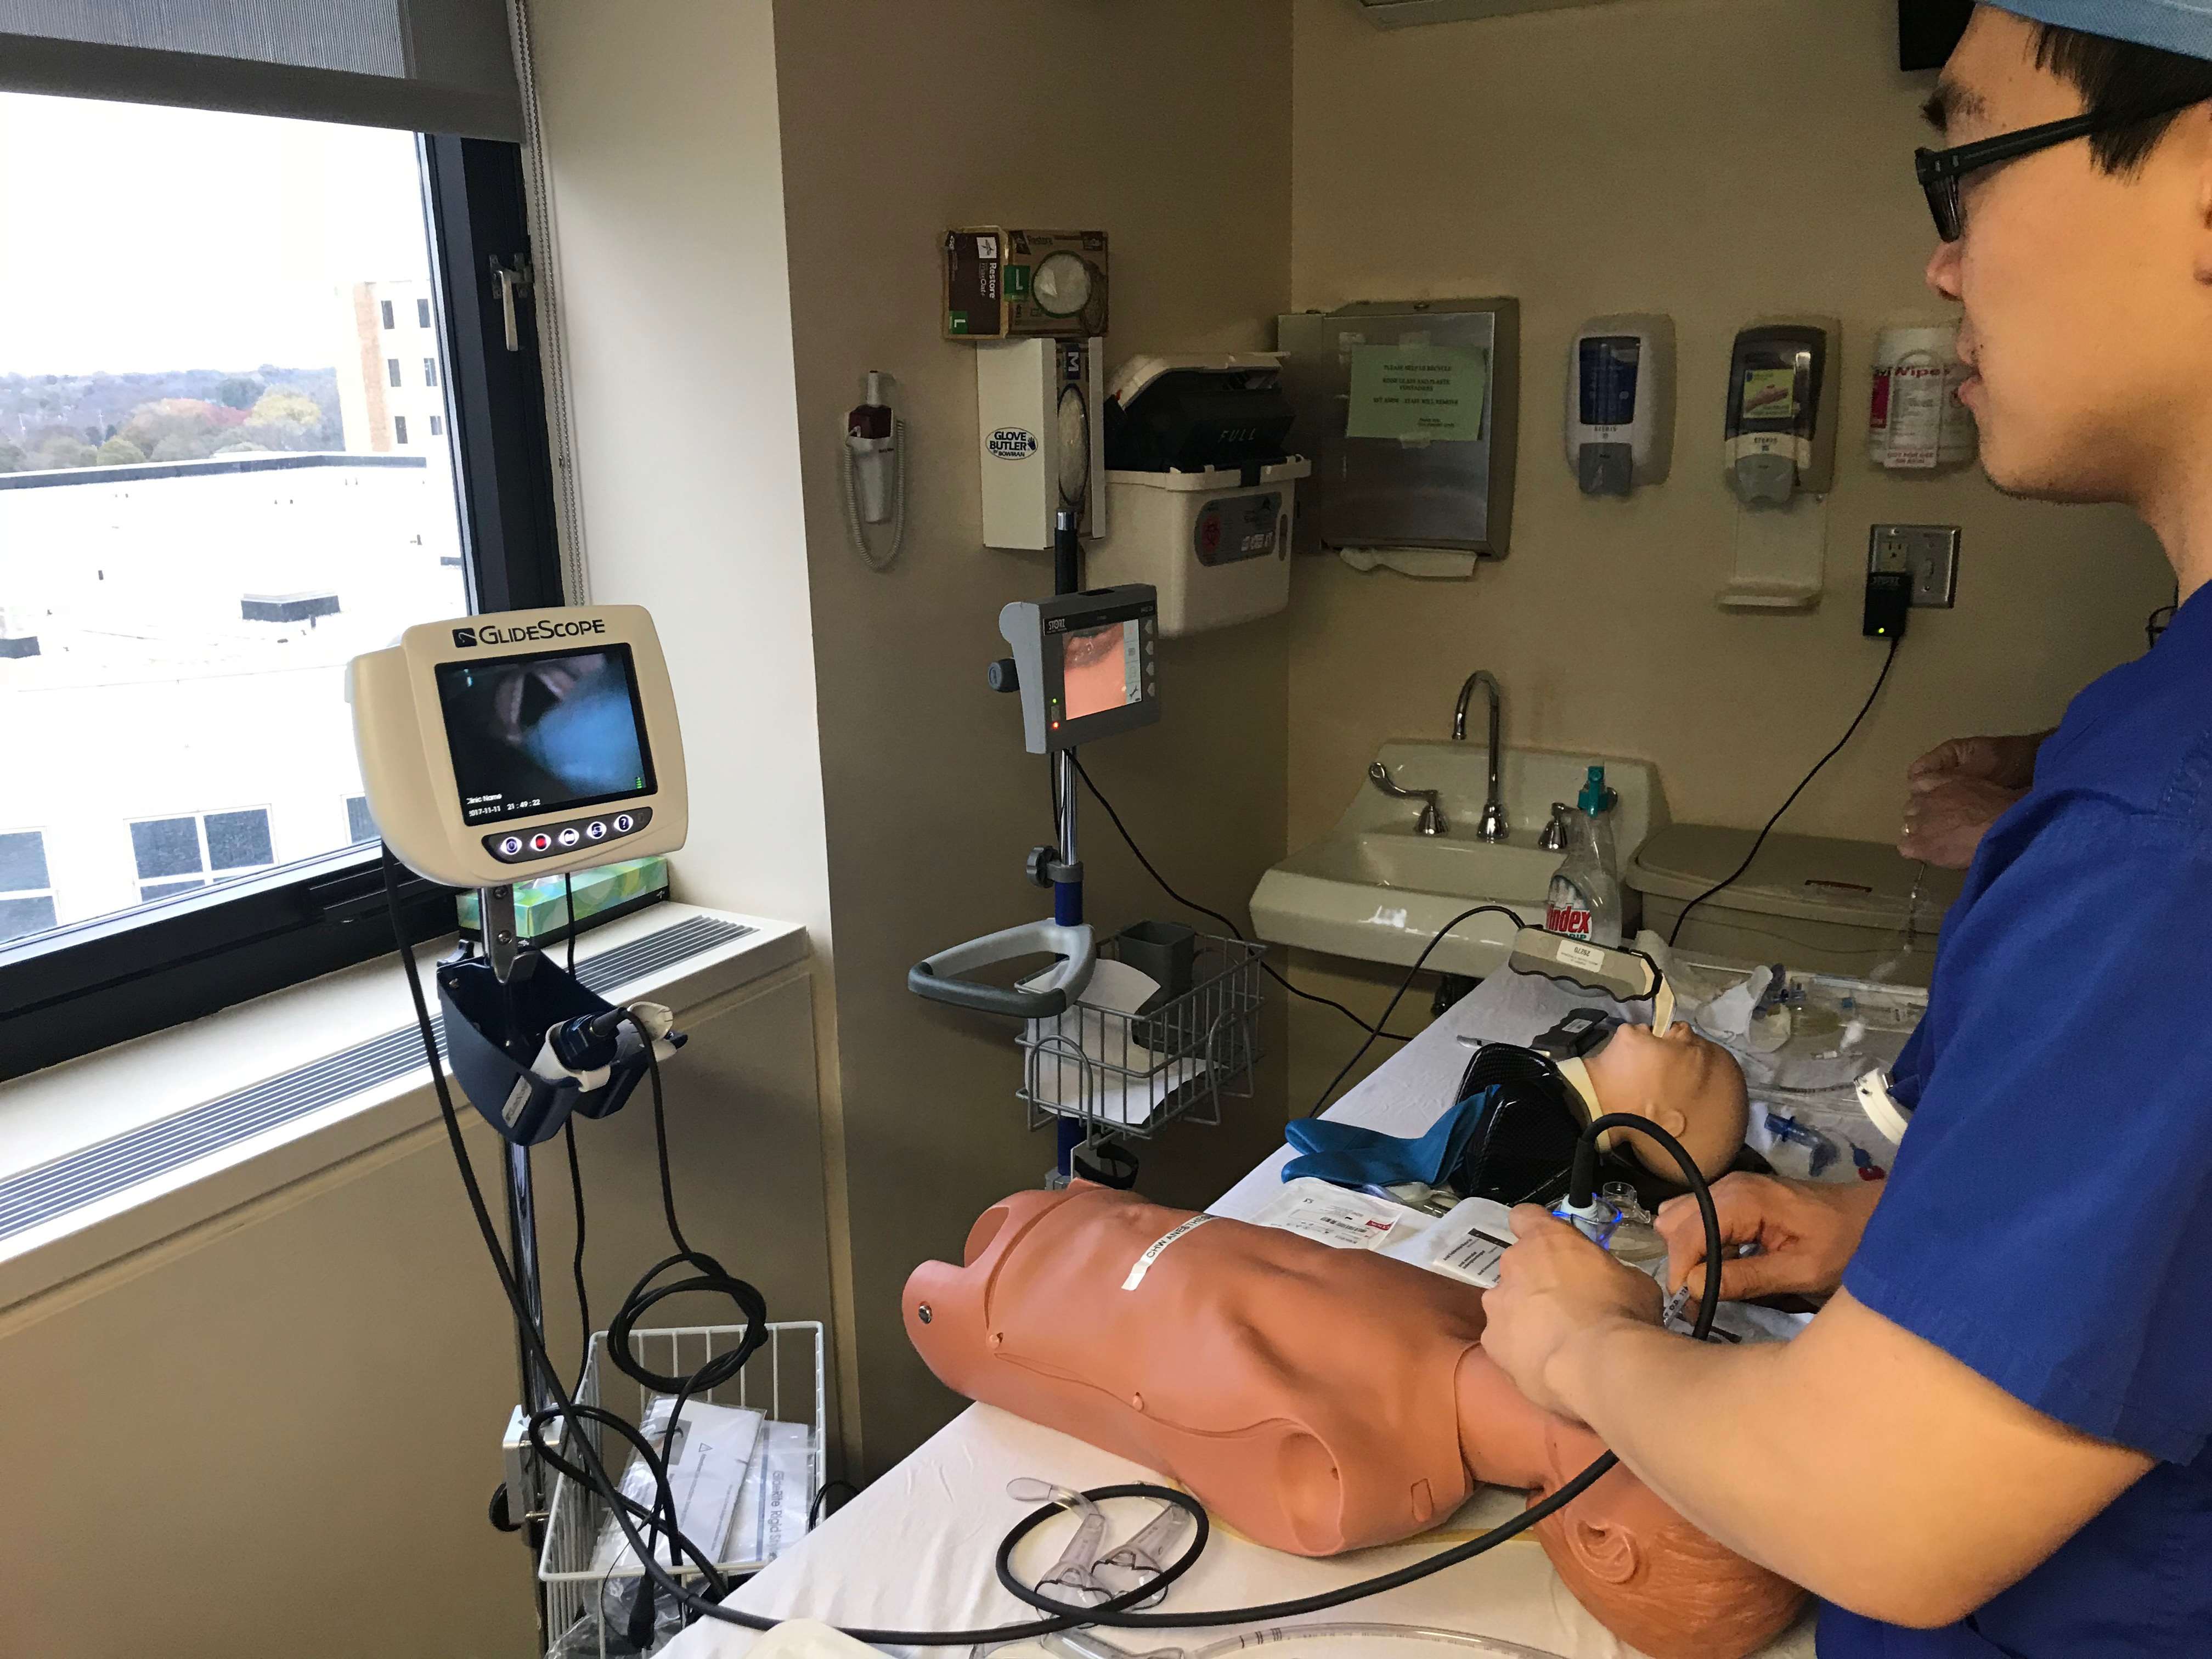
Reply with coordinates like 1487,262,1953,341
1870,523,1960,608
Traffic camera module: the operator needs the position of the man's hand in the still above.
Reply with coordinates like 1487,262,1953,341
1900,773,2024,868
1898,733,2047,868
1906,732,2046,791
1481,1206,1662,1421
1656,1172,1881,1301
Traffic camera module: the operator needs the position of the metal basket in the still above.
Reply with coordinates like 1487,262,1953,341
538,1322,825,1659
1018,932,1265,1142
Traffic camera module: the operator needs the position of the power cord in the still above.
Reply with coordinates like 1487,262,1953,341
1311,902,1531,1115
1667,635,1903,950
387,850,1725,1645
1070,755,1414,1046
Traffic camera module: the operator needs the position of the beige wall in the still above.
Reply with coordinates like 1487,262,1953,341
526,0,1296,1479
1280,0,2176,1101
522,0,868,1461
770,0,1295,1475
0,969,830,1659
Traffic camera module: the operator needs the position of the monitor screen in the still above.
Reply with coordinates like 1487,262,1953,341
1900,1,1971,71
1060,618,1143,722
436,644,656,826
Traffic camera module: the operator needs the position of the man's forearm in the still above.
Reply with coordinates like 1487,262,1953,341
1545,1317,1807,1572
1541,1296,2151,1627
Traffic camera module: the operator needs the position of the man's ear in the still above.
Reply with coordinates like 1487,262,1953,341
1651,1102,1689,1141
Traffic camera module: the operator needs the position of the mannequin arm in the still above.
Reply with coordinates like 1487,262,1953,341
1538,1289,2151,1627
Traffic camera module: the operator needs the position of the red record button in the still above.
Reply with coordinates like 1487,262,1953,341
529,832,553,853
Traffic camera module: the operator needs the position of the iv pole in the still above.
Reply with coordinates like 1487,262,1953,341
482,877,557,1650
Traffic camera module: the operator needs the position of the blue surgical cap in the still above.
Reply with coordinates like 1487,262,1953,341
1994,0,2212,59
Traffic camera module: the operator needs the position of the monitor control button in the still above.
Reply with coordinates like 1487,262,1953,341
499,836,523,857
557,827,582,849
586,820,608,841
613,814,635,834
530,833,553,853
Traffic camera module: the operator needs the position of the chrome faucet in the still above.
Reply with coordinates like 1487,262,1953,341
1368,762,1448,837
1452,670,1510,843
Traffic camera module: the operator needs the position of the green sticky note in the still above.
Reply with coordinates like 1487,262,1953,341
1346,345,1489,442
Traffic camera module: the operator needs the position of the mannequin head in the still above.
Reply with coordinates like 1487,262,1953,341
1575,1020,1749,1182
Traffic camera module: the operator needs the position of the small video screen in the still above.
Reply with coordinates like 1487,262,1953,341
1060,619,1142,721
436,645,654,825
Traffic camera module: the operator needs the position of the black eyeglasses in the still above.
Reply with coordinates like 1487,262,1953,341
1917,91,2210,241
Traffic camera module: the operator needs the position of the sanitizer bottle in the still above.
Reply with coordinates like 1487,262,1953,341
1545,766,1623,947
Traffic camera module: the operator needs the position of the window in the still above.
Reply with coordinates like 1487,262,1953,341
129,810,275,901
0,95,562,1081
423,357,438,388
428,415,444,437
0,831,57,944
380,298,396,330
417,298,432,328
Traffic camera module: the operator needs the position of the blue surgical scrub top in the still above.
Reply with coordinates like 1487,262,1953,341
1819,590,2212,1657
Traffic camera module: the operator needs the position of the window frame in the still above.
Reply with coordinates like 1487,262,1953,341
0,133,564,1084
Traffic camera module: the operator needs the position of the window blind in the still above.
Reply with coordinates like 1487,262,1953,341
0,0,522,138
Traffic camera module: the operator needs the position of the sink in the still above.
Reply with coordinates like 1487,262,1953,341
1252,741,1666,979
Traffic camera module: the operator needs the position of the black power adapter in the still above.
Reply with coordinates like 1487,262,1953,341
1864,568,1911,639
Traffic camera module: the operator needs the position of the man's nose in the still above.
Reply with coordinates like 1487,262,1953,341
1926,235,1963,300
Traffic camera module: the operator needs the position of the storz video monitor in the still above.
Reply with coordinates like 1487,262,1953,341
997,585,1161,754
349,606,689,889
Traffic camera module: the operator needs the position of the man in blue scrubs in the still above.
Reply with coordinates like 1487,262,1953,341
1481,6,2212,1654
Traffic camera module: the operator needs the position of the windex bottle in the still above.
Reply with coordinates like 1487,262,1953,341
1544,765,1623,947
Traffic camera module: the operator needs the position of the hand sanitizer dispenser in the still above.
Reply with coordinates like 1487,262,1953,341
1566,315,1674,496
1725,320,1840,504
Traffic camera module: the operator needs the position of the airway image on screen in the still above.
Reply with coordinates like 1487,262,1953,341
1062,620,1140,721
436,645,654,825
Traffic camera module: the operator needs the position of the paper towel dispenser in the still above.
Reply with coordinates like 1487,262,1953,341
1276,298,1520,558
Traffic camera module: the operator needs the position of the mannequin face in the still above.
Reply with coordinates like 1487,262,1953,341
1581,1022,1749,1181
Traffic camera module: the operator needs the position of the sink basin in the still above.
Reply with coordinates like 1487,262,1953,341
1252,741,1666,979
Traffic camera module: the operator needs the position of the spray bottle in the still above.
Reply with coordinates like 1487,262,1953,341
1545,765,1623,947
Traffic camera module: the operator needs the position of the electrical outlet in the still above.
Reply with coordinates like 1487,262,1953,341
1869,524,1960,608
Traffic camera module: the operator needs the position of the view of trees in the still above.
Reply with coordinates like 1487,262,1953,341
0,366,342,474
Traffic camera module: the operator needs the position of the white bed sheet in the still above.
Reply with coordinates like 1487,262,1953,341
665,969,1820,1659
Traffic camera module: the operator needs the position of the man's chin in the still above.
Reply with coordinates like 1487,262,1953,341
1978,443,2125,506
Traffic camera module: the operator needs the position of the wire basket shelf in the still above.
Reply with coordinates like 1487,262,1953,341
539,1321,825,1659
1018,932,1265,1142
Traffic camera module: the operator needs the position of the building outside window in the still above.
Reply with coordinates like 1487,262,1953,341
128,809,275,901
0,91,472,951
0,830,57,943
345,795,376,845
423,357,438,388
429,415,443,437
416,297,432,328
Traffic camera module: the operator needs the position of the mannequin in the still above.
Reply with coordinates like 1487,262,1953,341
1359,1015,1754,1211
1573,1018,1751,1183
906,1184,1805,1659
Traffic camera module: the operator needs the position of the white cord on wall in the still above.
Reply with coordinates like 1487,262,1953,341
841,414,908,572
